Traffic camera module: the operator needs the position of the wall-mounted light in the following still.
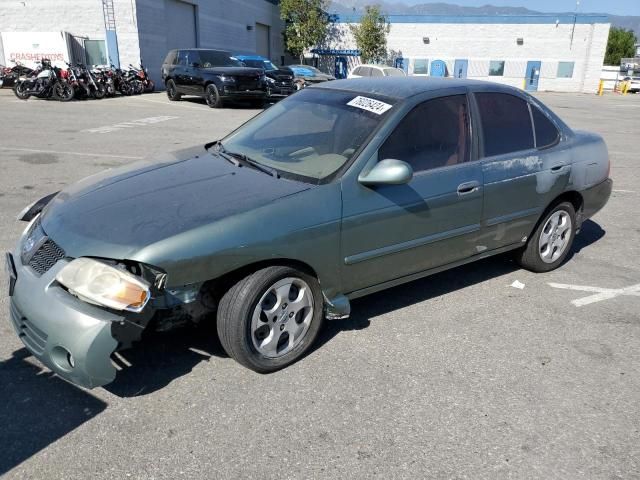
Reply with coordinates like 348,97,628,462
246,25,254,31
516,37,524,45
422,37,429,44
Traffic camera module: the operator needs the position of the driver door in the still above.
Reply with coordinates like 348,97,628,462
340,93,484,294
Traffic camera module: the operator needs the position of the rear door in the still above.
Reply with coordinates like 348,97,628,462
340,91,484,294
473,91,570,251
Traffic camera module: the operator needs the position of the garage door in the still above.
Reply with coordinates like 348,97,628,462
255,23,270,59
165,0,197,50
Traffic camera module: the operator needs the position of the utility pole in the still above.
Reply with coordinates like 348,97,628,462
569,0,579,50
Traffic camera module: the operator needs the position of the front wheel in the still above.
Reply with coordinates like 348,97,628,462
217,266,324,373
54,81,74,102
13,81,30,100
93,83,106,99
144,79,155,93
515,201,576,273
205,83,223,108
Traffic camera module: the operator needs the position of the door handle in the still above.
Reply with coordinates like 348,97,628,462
457,181,480,196
550,164,566,173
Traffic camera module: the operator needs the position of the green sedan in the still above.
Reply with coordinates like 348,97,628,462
7,77,612,388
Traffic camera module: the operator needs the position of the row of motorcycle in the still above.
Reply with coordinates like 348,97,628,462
1,59,155,101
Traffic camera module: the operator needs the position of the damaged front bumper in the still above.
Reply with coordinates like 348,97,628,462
7,249,122,388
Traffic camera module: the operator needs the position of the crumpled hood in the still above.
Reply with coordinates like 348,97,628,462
41,147,311,260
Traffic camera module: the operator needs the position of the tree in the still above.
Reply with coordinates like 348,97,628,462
280,0,330,63
604,27,637,66
349,5,390,64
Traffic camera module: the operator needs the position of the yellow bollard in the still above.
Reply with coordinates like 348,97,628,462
622,81,629,95
598,79,604,96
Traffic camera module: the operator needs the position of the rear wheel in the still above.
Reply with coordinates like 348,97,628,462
205,84,223,108
144,79,155,93
515,201,576,272
217,266,323,373
165,79,181,101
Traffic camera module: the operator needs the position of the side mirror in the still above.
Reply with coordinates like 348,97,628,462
358,159,413,186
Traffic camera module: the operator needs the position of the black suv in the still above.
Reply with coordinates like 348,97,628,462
161,49,267,108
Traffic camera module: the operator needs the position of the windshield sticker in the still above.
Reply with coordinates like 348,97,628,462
347,96,392,115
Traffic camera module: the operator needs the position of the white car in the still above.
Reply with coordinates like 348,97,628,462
623,76,640,93
348,64,406,79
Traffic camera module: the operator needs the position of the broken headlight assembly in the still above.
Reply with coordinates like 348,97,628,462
55,258,151,313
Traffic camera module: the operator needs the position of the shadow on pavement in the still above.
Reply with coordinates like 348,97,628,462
0,349,107,476
104,324,226,398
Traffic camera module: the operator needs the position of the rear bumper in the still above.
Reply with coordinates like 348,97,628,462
7,246,121,389
579,177,612,225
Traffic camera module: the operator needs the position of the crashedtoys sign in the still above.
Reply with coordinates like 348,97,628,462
1,32,69,68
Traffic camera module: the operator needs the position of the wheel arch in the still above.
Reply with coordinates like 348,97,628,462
201,258,321,305
529,190,584,240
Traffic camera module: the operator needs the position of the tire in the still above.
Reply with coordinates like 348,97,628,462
13,81,30,100
165,79,181,101
144,79,155,93
205,83,223,108
54,81,74,102
515,201,576,273
217,266,324,373
93,83,106,99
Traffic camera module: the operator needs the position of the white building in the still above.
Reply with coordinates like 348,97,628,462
0,0,286,85
327,14,610,93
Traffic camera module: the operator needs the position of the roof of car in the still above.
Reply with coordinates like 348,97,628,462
312,77,513,99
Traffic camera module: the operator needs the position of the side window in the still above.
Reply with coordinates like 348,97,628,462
177,50,188,66
360,67,371,77
370,68,383,77
378,95,470,173
352,66,361,76
531,105,560,149
475,92,534,157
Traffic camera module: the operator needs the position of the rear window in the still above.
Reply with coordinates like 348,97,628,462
531,105,560,149
475,92,534,157
384,68,404,77
370,68,383,77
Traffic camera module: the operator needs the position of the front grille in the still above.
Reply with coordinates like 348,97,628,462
235,77,260,91
10,302,48,355
28,239,65,275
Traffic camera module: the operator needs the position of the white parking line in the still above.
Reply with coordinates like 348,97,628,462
82,115,179,134
548,282,640,306
0,146,143,160
132,96,206,110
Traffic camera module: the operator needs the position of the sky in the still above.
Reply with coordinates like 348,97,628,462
399,0,640,16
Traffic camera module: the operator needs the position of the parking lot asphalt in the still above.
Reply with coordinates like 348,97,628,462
0,88,638,479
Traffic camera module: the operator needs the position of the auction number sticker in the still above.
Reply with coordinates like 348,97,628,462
347,96,392,115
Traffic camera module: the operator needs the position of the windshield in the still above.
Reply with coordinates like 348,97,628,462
290,65,322,76
198,51,243,68
241,59,277,71
384,68,405,77
221,89,395,183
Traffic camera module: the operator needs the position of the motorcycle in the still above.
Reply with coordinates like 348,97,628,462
1,60,35,88
67,63,106,99
129,63,155,93
13,59,73,101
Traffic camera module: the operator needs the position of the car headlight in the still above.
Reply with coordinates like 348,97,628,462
56,258,151,313
219,75,235,83
266,76,275,84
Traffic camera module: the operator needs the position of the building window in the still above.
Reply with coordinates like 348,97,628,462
488,60,505,76
84,40,108,66
413,58,428,75
557,62,575,78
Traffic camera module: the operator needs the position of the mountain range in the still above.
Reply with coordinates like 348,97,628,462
328,1,640,35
